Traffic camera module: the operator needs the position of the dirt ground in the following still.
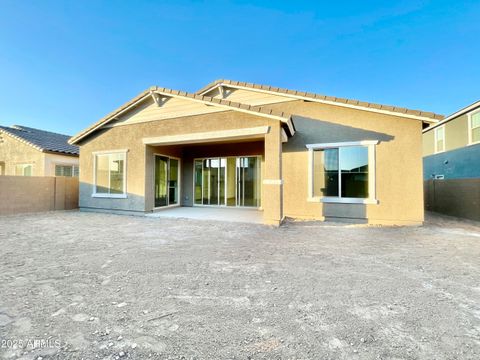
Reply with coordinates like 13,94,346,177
0,211,479,360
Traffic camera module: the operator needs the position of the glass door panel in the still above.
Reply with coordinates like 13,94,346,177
237,156,260,207
195,156,260,208
226,158,236,206
169,158,179,205
219,158,226,205
209,158,219,205
155,155,179,207
154,156,168,207
202,159,210,205
194,160,203,205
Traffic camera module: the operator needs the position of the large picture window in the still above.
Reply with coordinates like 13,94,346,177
307,141,378,204
93,151,127,197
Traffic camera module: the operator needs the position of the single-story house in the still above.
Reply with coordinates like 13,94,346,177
69,80,443,225
0,125,79,177
423,99,480,220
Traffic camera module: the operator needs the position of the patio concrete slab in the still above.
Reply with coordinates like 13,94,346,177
145,206,263,224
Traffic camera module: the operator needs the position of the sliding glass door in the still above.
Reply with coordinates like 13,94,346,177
236,157,260,207
155,155,179,207
194,156,260,207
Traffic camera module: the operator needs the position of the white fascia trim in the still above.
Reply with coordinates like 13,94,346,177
423,100,480,133
306,140,379,150
142,126,270,146
92,149,129,155
203,83,439,123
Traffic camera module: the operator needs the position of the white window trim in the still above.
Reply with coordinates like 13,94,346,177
54,163,79,177
467,109,480,146
434,125,445,153
15,163,34,176
306,140,378,205
92,150,128,198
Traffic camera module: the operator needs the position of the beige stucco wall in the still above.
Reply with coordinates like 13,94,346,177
264,100,425,225
77,111,280,219
0,133,45,175
77,99,426,225
0,176,78,215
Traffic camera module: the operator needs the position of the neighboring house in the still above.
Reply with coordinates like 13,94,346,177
422,100,480,221
0,125,79,177
69,80,443,225
423,100,480,179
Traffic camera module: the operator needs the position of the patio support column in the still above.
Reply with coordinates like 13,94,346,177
263,121,283,226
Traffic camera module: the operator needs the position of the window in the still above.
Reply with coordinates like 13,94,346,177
55,164,79,177
434,126,445,153
0,161,5,175
307,141,378,204
93,151,127,197
469,110,480,144
15,164,33,176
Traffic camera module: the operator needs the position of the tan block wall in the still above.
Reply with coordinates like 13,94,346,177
425,179,480,221
0,133,45,175
0,176,79,215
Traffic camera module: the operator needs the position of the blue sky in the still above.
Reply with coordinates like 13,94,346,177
0,0,479,135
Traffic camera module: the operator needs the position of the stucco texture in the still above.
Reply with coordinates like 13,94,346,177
0,132,78,176
77,100,425,225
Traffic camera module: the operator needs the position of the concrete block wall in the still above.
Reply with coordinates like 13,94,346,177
0,176,79,215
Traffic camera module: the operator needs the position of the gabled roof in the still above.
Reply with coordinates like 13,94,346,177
197,79,444,123
423,99,480,133
0,125,79,155
69,86,294,145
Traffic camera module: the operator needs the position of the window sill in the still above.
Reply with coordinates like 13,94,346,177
308,197,378,205
92,193,128,199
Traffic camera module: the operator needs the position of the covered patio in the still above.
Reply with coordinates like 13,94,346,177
145,206,264,224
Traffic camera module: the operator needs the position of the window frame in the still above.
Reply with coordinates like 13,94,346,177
15,163,33,176
468,109,480,145
92,149,128,198
153,153,182,209
434,125,445,153
54,164,79,177
306,141,378,205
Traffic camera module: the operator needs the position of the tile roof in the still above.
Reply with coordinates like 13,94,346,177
0,125,79,155
197,79,445,122
69,86,293,145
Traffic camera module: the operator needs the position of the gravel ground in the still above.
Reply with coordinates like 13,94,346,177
0,211,479,360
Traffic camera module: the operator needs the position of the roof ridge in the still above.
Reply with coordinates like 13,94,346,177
196,79,444,121
8,124,72,137
0,125,78,155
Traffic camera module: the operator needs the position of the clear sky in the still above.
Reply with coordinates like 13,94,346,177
0,0,479,135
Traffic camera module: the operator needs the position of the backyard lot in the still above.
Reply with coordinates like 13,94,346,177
0,211,479,360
